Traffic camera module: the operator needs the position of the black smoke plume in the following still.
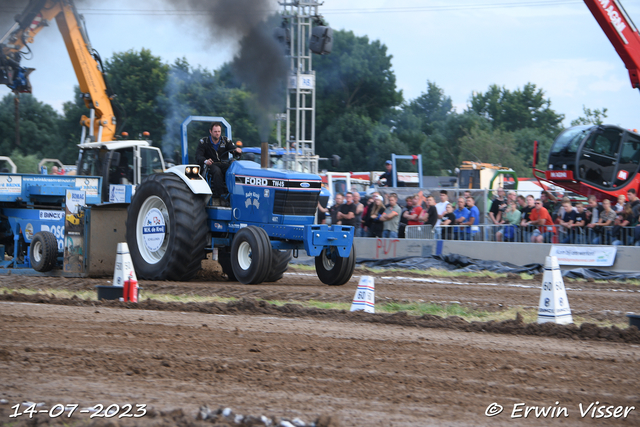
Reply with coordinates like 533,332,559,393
163,0,288,141
1,0,289,143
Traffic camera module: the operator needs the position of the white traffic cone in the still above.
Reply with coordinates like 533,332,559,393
113,242,137,287
537,256,573,324
350,276,375,313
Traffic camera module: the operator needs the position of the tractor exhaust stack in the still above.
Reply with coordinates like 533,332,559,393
261,142,269,168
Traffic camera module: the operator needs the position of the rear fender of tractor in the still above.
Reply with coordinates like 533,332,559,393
165,165,212,203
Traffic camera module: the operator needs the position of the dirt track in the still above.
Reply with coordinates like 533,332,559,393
1,267,640,426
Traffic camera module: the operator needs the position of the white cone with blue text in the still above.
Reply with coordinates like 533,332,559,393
112,242,137,288
537,256,572,324
350,276,375,313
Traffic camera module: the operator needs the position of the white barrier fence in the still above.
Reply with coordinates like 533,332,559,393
405,224,639,245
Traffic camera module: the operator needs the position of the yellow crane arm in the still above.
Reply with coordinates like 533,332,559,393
1,0,116,142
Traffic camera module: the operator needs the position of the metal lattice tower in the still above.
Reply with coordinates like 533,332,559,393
279,0,320,174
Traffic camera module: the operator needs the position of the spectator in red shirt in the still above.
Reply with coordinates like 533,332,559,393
529,198,556,243
403,195,423,226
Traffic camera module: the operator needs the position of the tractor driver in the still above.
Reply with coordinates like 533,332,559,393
196,122,242,198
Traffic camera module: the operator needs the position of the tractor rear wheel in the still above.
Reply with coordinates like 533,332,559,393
230,226,272,284
315,244,356,286
31,231,59,272
126,174,207,281
265,249,293,282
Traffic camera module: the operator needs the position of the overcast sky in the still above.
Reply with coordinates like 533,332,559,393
2,0,639,133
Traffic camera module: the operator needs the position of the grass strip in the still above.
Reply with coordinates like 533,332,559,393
2,287,628,329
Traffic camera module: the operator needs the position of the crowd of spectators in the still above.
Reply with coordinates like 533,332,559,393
492,189,640,246
321,190,478,239
321,188,640,246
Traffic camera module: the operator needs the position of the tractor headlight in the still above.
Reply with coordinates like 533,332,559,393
183,165,203,180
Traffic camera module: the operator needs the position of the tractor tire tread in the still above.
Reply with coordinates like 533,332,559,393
265,248,293,282
126,174,207,281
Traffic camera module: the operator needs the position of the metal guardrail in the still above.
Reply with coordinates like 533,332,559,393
405,224,434,239
404,224,639,245
0,156,17,173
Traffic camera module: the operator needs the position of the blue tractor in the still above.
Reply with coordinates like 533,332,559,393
125,117,355,285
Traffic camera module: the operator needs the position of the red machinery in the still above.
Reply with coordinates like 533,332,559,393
534,1,640,201
584,0,640,90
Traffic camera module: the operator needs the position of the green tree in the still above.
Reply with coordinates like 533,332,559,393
390,109,426,156
390,81,456,174
466,83,563,175
0,93,66,161
468,83,564,137
421,110,491,175
570,105,608,126
313,30,403,169
8,149,40,173
57,87,91,163
458,127,529,176
407,81,453,133
158,58,261,163
510,128,554,176
317,109,407,171
214,62,242,90
58,50,170,158
314,30,403,133
104,49,169,145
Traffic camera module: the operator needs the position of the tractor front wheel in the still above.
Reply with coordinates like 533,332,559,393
315,244,356,286
265,249,293,282
218,248,237,282
230,226,272,284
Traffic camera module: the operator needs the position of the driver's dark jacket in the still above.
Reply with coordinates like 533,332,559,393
195,136,237,168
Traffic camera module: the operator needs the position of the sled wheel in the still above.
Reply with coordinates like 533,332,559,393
31,231,59,272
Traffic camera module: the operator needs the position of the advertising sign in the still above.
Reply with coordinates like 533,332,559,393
64,189,86,274
549,245,617,267
0,175,22,194
109,184,126,203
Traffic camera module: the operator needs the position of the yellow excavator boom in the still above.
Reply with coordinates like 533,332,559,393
0,0,116,142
